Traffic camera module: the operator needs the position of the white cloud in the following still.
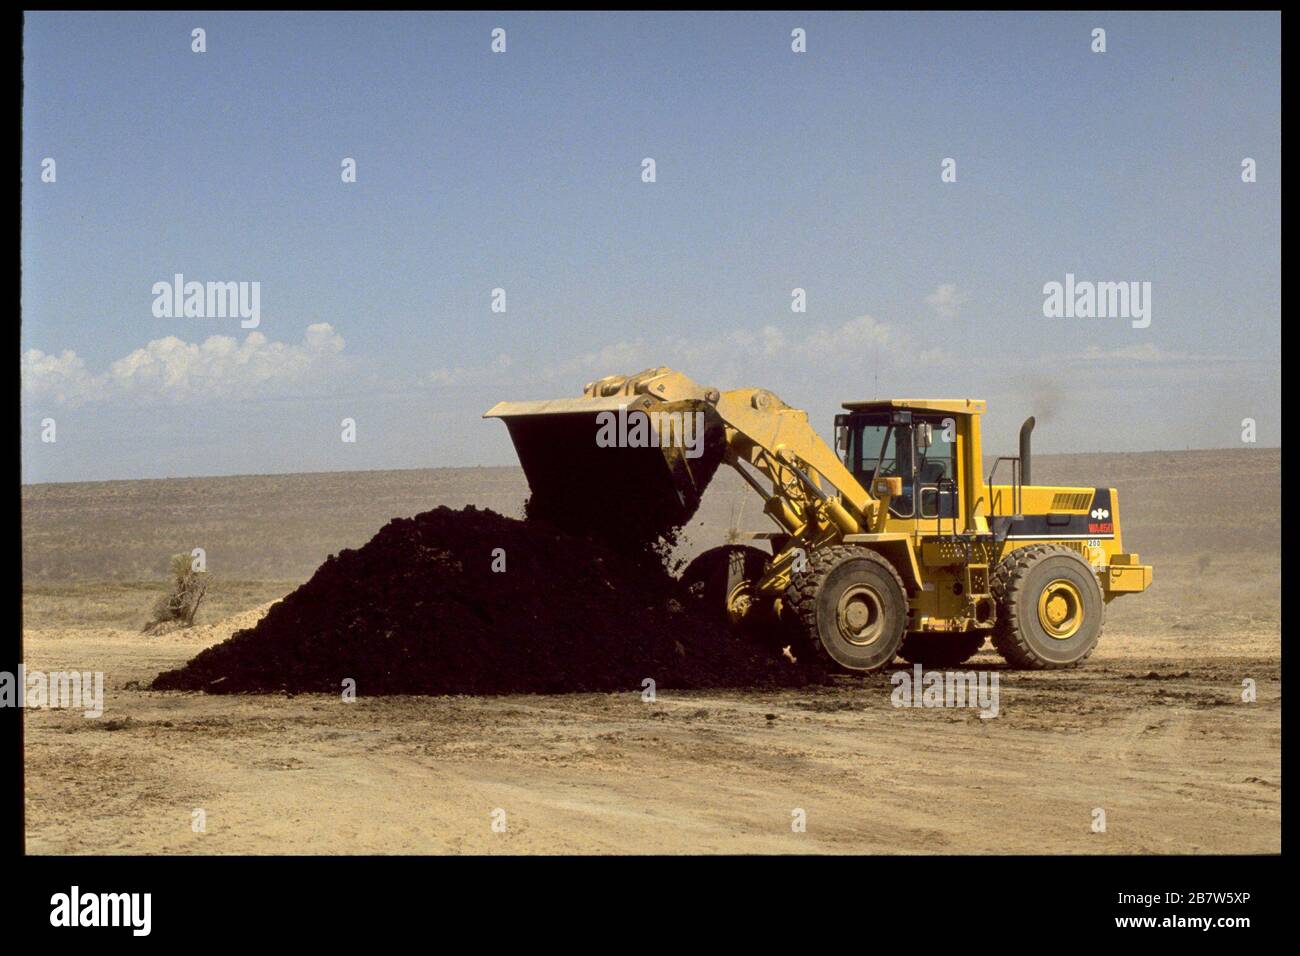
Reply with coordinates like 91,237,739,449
429,353,514,387
20,348,98,407
1058,343,1257,366
22,323,347,407
798,313,894,358
533,313,954,393
925,283,968,319
542,340,657,383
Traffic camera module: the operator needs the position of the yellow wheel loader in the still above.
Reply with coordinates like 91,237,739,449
486,367,1151,671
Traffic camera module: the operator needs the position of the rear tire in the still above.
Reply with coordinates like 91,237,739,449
786,546,908,671
898,632,986,667
991,544,1104,669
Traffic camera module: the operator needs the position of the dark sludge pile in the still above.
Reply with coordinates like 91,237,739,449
152,505,824,696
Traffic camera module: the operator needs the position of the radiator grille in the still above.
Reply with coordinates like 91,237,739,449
1050,492,1092,511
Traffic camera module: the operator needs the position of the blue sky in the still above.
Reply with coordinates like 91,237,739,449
22,11,1280,482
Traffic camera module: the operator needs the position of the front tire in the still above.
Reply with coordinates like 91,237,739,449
991,544,1104,669
786,546,908,671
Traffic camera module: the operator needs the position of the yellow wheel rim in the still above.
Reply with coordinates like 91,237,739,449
725,581,754,627
1037,579,1083,639
836,584,885,646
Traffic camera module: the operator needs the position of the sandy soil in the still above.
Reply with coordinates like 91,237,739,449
23,600,1280,855
20,449,1281,854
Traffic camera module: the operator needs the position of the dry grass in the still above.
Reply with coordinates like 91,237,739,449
23,580,297,631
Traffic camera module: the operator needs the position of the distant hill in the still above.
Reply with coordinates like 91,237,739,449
21,449,1279,585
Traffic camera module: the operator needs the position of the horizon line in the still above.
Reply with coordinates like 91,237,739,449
20,444,1282,489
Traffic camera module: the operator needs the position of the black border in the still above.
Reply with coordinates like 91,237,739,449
10,5,1286,941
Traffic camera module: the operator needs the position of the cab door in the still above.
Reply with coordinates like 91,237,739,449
912,414,963,534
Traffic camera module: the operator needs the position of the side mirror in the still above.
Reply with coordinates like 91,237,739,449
916,422,933,450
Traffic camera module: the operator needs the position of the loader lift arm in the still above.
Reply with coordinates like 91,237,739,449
487,367,889,534
485,366,905,606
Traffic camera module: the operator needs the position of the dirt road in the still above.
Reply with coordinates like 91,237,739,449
23,621,1279,854
21,450,1281,854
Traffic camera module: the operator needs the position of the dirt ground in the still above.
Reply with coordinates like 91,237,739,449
21,449,1281,854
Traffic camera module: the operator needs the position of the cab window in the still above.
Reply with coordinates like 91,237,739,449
915,416,958,519
841,413,914,517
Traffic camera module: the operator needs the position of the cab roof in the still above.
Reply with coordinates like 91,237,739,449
840,398,986,415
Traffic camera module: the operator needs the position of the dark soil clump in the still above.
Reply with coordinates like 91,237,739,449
152,506,822,696
513,405,728,562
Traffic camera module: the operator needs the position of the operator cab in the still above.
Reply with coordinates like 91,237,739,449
835,400,981,521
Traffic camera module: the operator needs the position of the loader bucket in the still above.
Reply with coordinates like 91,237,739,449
485,396,726,548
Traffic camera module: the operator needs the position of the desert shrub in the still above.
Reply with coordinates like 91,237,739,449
143,552,209,632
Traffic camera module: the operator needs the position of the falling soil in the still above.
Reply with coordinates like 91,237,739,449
152,506,820,695
513,404,728,560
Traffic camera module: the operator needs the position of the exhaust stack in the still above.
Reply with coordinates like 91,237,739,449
1019,416,1036,486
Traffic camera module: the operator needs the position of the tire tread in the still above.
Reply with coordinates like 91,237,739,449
785,545,907,667
990,544,1103,669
